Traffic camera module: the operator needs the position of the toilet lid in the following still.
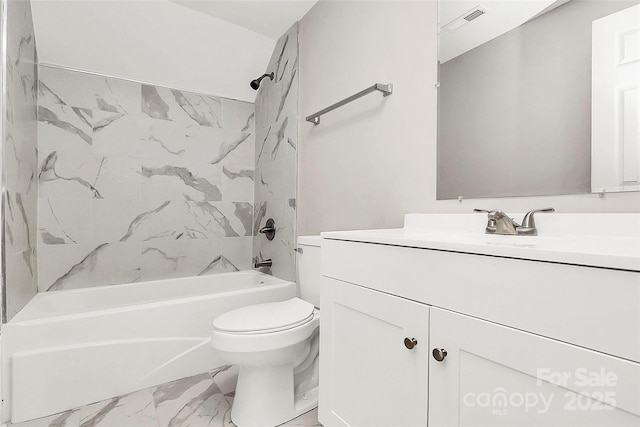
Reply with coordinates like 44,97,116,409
213,298,315,334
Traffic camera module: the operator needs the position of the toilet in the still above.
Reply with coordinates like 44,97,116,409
211,235,322,427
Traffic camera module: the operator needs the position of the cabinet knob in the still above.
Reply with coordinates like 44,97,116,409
432,348,448,361
404,337,418,350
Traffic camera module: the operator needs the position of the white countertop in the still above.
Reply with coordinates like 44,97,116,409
321,214,640,272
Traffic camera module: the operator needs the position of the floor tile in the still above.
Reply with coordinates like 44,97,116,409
279,408,322,427
77,389,158,427
209,365,238,396
10,368,321,427
152,372,233,427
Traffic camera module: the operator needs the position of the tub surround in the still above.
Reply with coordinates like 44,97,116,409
253,23,299,282
2,0,39,320
2,17,302,426
36,66,256,291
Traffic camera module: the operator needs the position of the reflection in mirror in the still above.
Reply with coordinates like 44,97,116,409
592,3,640,194
437,0,640,200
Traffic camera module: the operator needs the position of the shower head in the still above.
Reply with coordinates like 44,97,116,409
250,72,274,90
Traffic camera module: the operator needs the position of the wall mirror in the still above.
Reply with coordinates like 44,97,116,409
437,0,640,200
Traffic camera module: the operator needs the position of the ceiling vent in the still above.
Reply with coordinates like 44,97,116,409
442,5,489,32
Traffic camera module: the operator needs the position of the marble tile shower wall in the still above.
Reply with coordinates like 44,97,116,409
3,0,39,319
37,66,256,291
253,23,298,282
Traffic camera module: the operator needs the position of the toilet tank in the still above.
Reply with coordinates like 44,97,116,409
297,235,322,307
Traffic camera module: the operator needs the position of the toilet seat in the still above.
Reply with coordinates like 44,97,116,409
212,309,319,354
213,298,315,334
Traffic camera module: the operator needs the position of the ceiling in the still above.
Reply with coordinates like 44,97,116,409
30,0,318,102
438,0,570,63
171,0,318,38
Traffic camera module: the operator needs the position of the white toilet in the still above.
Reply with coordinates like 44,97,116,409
211,235,322,427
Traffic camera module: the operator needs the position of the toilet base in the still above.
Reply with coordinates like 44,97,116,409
231,365,318,427
293,386,319,419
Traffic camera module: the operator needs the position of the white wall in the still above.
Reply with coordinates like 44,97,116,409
171,0,317,39
31,0,275,102
298,0,640,235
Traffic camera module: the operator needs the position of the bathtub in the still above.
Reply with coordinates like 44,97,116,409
1,271,297,423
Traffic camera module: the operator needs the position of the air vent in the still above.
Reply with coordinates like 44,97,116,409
442,5,489,33
464,9,486,22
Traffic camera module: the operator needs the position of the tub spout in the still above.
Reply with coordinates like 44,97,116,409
254,259,273,268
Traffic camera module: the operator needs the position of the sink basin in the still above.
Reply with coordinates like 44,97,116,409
321,213,640,271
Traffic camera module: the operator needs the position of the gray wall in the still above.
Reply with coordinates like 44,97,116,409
298,1,438,235
253,24,299,282
2,0,39,320
437,0,639,200
36,66,256,291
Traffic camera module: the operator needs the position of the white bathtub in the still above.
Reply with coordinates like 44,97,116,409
1,271,297,423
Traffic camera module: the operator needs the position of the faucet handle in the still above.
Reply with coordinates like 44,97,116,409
473,208,500,219
474,208,510,218
519,208,555,235
259,218,276,241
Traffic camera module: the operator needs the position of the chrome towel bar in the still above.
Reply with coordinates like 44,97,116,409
305,83,393,125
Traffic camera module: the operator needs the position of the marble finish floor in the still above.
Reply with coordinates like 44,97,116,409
9,366,322,427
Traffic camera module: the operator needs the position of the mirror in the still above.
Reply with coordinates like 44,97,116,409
437,0,640,200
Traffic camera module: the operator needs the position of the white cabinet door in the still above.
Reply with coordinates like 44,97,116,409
429,308,640,427
319,277,430,427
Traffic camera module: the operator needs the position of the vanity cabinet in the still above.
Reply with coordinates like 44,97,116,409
319,277,430,427
318,235,640,427
429,307,640,427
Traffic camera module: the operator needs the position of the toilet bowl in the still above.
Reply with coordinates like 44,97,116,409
211,236,322,427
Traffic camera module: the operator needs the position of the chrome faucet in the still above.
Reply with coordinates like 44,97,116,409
254,258,273,268
474,208,555,235
474,209,518,234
